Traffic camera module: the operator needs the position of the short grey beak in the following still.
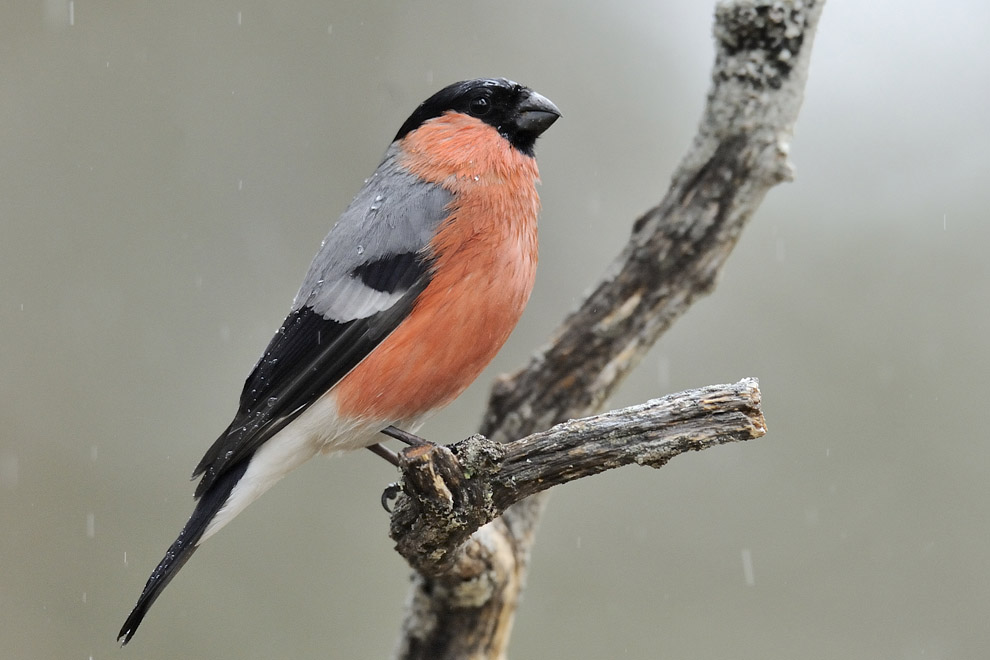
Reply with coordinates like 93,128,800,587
515,90,561,136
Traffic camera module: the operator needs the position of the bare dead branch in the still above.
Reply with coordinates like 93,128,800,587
391,1,825,657
390,379,765,576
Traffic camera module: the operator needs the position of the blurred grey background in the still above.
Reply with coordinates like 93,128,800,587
2,1,988,658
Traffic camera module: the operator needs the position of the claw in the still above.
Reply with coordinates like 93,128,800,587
381,482,402,513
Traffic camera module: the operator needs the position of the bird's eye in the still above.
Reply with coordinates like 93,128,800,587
468,95,491,117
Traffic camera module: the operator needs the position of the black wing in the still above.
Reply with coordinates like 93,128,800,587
191,252,430,498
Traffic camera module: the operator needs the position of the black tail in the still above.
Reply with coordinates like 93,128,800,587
118,459,249,645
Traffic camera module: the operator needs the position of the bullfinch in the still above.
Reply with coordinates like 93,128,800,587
118,78,559,644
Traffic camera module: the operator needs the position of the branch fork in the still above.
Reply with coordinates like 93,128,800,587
390,378,765,577
391,1,824,655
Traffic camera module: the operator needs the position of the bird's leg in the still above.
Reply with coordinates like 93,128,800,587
366,442,400,466
381,425,429,447
367,443,403,512
373,427,430,513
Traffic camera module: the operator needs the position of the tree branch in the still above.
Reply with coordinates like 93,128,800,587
390,379,765,577
391,1,825,657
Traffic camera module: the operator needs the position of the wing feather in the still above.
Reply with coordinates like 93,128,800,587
192,274,427,497
191,146,452,496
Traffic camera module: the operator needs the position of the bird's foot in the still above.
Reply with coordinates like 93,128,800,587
381,482,402,513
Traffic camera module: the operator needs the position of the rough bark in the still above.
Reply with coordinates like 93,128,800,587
390,1,825,657
390,379,765,576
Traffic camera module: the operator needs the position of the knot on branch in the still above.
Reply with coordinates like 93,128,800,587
389,435,506,576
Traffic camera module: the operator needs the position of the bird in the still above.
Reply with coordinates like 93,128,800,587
117,77,559,644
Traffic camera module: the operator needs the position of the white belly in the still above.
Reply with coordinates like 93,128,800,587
198,392,427,544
